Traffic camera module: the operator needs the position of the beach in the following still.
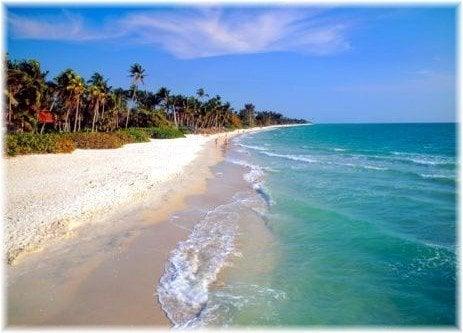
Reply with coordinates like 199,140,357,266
5,126,281,265
6,123,456,327
5,125,289,326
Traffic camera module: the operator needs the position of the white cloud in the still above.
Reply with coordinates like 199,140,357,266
8,8,351,59
10,12,96,41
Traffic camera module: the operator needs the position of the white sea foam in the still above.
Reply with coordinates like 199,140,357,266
420,173,455,181
198,283,287,326
238,143,269,152
362,165,389,171
261,152,317,163
254,150,388,172
391,152,455,166
157,199,243,328
320,160,389,171
227,158,273,205
226,158,264,186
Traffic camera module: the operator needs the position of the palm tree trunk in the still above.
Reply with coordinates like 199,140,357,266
64,109,70,132
92,102,99,132
127,88,137,129
125,107,130,128
173,107,178,128
100,102,106,131
116,109,119,130
73,99,80,132
7,88,13,130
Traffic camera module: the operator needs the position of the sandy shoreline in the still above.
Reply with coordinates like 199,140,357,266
5,125,291,265
6,124,296,326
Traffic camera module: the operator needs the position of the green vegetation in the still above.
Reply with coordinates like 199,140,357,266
118,128,151,143
5,126,186,156
65,132,129,150
148,126,185,139
6,133,75,156
5,56,306,156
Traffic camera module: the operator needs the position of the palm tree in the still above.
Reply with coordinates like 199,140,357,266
5,57,25,130
157,87,174,126
18,60,48,132
220,102,233,128
170,94,185,128
126,63,145,128
70,75,85,132
239,103,256,127
5,55,307,135
196,88,208,100
55,69,84,132
87,73,109,132
195,88,210,129
111,88,127,130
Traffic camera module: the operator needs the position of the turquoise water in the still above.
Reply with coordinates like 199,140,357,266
225,123,456,326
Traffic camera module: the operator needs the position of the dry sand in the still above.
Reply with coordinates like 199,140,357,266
5,126,284,264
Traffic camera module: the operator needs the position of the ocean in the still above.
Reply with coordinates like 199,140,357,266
157,123,457,327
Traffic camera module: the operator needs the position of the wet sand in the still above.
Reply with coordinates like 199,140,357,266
154,140,281,326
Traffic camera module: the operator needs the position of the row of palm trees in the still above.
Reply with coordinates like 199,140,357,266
5,56,307,134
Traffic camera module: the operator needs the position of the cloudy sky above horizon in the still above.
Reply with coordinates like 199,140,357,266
6,6,456,123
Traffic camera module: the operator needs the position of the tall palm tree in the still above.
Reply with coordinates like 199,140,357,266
87,73,109,132
18,60,48,132
158,87,179,127
196,88,208,100
87,85,100,132
126,63,146,128
5,57,25,130
239,103,256,127
55,69,84,132
70,75,85,132
195,88,210,129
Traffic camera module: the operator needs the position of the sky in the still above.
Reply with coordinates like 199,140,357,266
5,5,456,123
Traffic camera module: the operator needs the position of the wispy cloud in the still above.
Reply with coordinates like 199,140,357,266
9,11,110,41
8,8,352,59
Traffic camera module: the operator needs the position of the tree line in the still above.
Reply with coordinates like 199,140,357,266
5,56,307,134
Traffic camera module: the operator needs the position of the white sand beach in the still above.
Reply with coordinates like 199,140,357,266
5,126,290,265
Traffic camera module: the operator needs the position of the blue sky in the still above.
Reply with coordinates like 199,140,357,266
6,6,456,123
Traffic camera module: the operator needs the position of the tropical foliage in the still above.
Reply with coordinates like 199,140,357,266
5,127,185,156
5,56,306,136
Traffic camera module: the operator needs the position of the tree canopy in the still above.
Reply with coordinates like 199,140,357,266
5,56,307,134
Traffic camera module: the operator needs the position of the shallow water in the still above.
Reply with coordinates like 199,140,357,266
158,123,457,327
156,159,274,328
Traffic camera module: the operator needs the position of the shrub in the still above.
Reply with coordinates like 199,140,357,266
118,128,151,143
148,126,185,139
6,127,186,157
65,132,126,149
6,133,76,156
178,126,193,134
113,131,135,144
54,137,76,154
